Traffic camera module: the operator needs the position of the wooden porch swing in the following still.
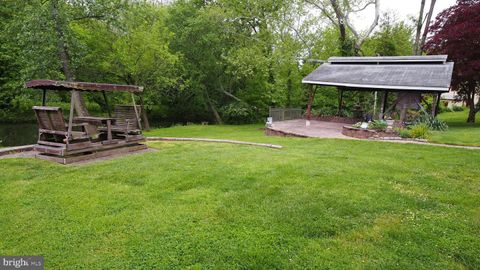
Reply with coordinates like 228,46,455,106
26,80,148,164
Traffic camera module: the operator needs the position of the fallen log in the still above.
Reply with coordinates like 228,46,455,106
146,137,283,149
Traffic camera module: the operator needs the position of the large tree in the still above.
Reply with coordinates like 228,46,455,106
412,0,437,55
362,15,413,57
424,0,480,122
305,0,380,55
10,0,125,116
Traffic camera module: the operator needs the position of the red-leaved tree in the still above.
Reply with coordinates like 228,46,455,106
424,0,480,122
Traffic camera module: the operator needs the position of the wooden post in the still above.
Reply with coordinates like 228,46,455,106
380,91,388,119
337,88,344,116
42,89,47,106
432,92,441,116
399,104,407,126
305,85,316,120
102,91,111,118
67,90,76,143
106,119,112,142
131,93,142,130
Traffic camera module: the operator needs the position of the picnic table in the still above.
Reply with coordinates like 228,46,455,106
74,116,116,144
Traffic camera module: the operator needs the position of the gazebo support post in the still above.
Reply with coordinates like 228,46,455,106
67,90,76,142
380,91,388,119
399,104,408,126
337,88,344,116
42,89,47,106
432,92,441,117
305,84,316,120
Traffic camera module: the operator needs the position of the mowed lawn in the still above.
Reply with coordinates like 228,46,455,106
1,125,480,269
430,110,480,146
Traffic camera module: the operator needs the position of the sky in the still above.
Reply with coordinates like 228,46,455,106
352,0,457,31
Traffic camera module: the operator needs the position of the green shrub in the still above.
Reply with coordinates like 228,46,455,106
414,114,448,131
397,128,411,138
409,123,430,139
368,120,387,131
220,102,257,124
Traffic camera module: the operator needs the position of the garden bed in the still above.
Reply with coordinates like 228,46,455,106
341,125,395,139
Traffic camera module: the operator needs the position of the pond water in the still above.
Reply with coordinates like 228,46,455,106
0,121,175,147
0,123,38,147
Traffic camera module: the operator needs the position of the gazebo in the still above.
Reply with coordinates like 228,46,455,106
302,55,454,121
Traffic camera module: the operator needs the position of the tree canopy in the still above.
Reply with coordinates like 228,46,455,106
424,0,480,122
1,0,469,124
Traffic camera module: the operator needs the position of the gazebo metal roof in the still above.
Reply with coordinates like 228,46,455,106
302,55,454,92
25,80,143,93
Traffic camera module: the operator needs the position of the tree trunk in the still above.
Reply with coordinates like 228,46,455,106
419,0,437,54
467,85,477,123
467,106,476,123
330,0,349,55
205,91,223,124
286,68,292,107
51,0,89,116
413,0,426,55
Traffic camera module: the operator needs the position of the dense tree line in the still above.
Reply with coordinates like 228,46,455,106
0,0,418,125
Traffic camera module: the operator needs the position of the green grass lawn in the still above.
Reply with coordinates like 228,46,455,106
145,124,267,142
1,125,480,269
429,110,480,146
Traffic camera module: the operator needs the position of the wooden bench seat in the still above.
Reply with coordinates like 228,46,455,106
98,105,143,135
33,106,91,153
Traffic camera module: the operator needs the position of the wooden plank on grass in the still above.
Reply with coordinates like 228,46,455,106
147,137,282,149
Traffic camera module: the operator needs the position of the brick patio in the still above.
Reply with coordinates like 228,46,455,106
266,119,350,139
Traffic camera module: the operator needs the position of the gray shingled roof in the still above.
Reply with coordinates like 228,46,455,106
302,55,454,92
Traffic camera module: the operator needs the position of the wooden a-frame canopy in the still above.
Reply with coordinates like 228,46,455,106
302,55,454,119
26,80,143,93
26,79,144,129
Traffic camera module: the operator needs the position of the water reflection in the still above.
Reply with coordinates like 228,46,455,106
0,123,38,147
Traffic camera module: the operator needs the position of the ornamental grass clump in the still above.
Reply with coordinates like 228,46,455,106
368,120,388,131
397,128,411,138
409,123,430,139
414,114,448,131
397,123,431,139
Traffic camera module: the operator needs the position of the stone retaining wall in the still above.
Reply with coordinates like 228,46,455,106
264,128,308,138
